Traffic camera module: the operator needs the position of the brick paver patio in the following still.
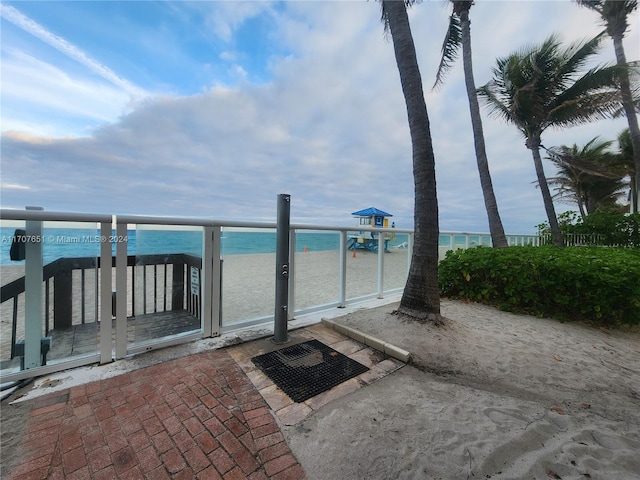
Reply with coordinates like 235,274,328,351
7,349,306,480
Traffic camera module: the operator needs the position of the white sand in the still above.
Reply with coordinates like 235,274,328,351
283,300,640,479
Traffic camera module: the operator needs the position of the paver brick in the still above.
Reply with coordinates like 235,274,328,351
271,464,307,480
174,428,197,453
264,454,297,477
30,402,67,418
218,430,244,455
114,403,134,418
225,416,249,437
136,445,162,473
208,447,235,475
251,421,280,439
94,404,115,421
112,446,137,476
172,468,196,480
82,429,104,452
197,465,224,480
142,415,164,436
121,416,143,435
247,413,273,429
119,466,146,480
184,415,205,436
259,442,290,463
204,416,226,436
234,445,261,474
161,448,186,474
151,430,173,454
248,470,269,480
174,403,193,421
99,416,121,436
254,431,285,450
88,446,111,473
184,445,211,473
62,446,87,475
162,414,183,435
6,349,307,480
105,432,129,453
65,465,91,480
129,429,151,451
195,431,219,454
92,465,117,480
193,404,214,422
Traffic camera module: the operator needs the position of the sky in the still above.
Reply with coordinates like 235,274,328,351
1,0,638,234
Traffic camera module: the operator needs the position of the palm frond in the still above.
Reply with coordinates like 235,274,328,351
380,0,421,34
432,13,462,90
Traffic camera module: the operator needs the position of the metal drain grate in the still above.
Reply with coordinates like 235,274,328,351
251,339,369,403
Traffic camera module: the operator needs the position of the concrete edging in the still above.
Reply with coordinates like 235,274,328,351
321,319,411,363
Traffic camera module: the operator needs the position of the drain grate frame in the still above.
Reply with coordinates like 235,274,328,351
251,339,369,403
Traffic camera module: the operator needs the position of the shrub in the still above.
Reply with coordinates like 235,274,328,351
538,212,640,247
438,246,640,325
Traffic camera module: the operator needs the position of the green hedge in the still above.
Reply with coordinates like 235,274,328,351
438,246,640,325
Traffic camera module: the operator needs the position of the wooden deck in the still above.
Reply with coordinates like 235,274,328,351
1,310,200,370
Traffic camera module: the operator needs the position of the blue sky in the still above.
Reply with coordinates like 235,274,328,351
1,1,638,233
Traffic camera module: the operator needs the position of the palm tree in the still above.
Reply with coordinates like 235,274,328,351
575,0,640,213
433,0,508,248
546,138,627,217
617,128,637,209
381,0,441,322
478,34,623,246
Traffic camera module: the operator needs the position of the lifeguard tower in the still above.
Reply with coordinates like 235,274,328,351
347,207,393,252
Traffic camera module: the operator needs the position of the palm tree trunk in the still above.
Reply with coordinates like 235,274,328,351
612,33,640,213
459,7,508,248
527,135,564,246
383,0,441,322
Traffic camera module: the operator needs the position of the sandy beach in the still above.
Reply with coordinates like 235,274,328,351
284,300,640,479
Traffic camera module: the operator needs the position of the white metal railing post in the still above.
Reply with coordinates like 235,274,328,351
377,233,384,299
24,206,43,369
99,221,112,364
339,230,347,307
202,226,213,338
115,221,127,359
211,225,221,336
287,229,296,321
465,233,470,249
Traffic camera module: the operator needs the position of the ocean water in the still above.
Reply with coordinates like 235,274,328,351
0,226,412,266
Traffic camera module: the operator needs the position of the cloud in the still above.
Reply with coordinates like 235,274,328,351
0,4,148,99
1,1,638,234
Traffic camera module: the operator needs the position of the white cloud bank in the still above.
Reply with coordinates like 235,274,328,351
1,1,638,233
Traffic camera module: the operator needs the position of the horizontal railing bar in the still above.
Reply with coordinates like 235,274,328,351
0,209,111,223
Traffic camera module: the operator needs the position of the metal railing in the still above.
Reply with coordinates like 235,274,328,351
1,207,540,382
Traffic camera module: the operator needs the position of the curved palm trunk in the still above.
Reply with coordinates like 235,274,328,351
612,33,640,213
384,0,441,321
459,7,508,248
527,135,563,246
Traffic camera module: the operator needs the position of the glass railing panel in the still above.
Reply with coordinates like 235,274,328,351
129,224,203,346
345,230,380,300
382,233,410,292
220,228,276,327
1,219,103,376
293,230,341,310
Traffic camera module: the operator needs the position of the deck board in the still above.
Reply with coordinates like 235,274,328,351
0,311,200,370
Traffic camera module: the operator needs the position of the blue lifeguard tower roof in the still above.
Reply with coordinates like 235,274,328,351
351,207,393,217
